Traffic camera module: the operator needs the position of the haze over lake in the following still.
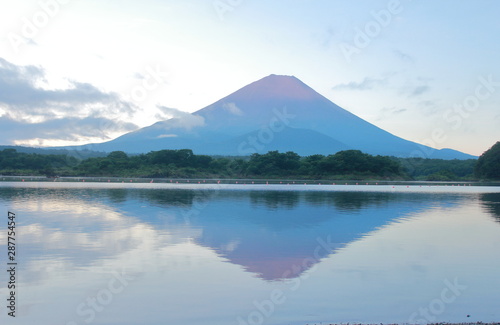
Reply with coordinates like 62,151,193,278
1,182,500,325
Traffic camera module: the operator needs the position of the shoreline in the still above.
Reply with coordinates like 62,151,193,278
1,178,500,193
0,175,498,186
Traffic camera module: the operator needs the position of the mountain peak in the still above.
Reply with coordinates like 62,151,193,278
232,74,320,100
263,73,298,80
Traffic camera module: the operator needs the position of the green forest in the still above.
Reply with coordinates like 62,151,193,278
1,144,497,181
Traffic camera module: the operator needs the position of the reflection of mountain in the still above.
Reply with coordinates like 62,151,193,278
111,189,461,280
0,187,464,281
177,191,461,280
480,193,500,221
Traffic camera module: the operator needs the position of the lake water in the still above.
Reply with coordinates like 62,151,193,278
1,182,500,325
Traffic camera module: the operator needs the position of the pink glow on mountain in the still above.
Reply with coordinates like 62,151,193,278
231,256,316,280
232,74,321,100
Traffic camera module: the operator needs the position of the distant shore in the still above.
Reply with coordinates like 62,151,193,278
0,175,493,186
1,176,500,193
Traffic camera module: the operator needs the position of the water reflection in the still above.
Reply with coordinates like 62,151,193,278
303,191,393,211
0,187,467,282
479,193,500,220
135,188,196,207
1,185,500,324
250,190,300,210
106,188,128,203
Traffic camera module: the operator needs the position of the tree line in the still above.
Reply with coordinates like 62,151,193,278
0,148,78,177
1,146,496,180
475,141,500,179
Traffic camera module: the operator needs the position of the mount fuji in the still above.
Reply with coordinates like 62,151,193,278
70,74,475,159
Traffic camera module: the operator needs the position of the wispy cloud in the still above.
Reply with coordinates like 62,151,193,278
398,77,433,99
156,134,178,139
332,77,388,91
393,49,415,63
417,99,439,115
410,85,430,97
376,107,407,121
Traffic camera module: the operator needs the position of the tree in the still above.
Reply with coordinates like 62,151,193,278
299,154,325,175
246,151,300,176
475,141,500,179
42,165,57,177
107,151,128,160
322,150,368,173
147,149,194,167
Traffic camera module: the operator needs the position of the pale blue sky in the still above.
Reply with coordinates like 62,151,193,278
0,0,499,155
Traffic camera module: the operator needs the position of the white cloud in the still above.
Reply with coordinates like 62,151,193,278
155,106,205,131
222,102,243,116
157,134,178,139
0,58,136,122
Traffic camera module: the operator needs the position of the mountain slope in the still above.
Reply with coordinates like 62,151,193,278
68,74,475,159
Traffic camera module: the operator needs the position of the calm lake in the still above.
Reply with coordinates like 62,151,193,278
1,182,500,325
